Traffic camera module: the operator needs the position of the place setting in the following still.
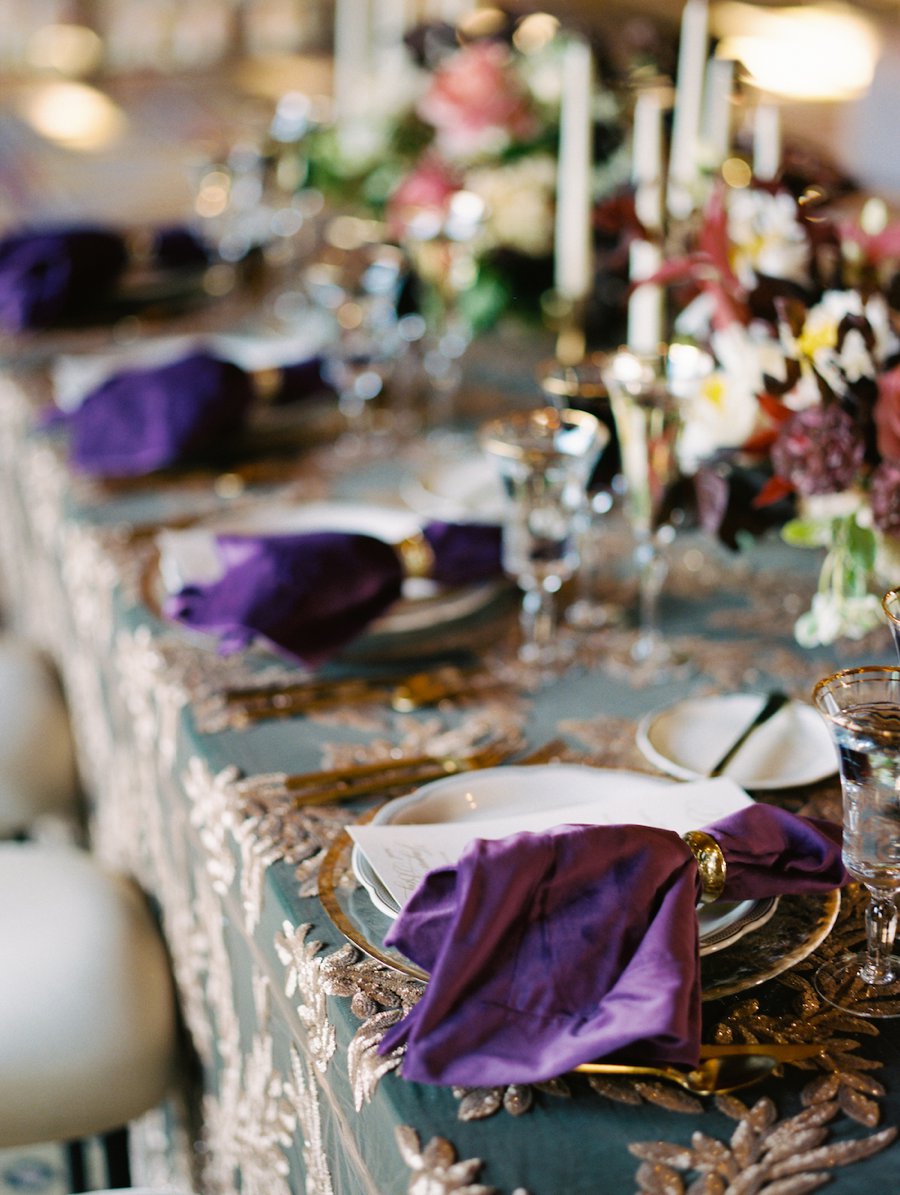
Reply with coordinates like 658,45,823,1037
318,744,846,1092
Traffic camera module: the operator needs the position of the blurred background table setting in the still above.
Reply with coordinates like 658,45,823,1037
1,2,900,1194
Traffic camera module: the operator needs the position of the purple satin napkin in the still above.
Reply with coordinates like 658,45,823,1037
377,804,846,1086
164,521,502,665
0,227,128,332
54,351,256,477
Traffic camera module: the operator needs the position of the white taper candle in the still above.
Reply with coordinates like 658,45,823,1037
668,0,709,220
334,0,372,126
554,35,595,303
753,102,781,182
701,57,734,170
628,89,665,352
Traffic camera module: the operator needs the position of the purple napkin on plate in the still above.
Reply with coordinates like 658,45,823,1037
0,227,128,332
54,351,256,477
377,805,845,1086
164,521,503,665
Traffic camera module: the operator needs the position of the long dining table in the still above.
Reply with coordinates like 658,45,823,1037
1,306,899,1195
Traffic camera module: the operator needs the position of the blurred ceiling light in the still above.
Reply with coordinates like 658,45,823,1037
17,82,126,151
714,2,880,101
27,24,103,76
721,156,752,188
513,13,560,55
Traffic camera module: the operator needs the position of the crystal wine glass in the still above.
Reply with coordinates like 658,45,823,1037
538,353,623,629
479,407,608,673
306,230,407,452
401,190,487,427
883,589,900,658
813,665,900,1016
601,343,714,680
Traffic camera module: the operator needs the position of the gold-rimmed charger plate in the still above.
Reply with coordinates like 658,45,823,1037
318,823,841,1000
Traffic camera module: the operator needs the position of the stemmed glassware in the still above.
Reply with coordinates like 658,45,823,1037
601,343,714,680
538,353,623,629
883,589,900,657
400,190,487,426
813,666,900,1016
479,407,608,673
304,226,407,453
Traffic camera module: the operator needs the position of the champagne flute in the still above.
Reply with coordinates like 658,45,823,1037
883,589,900,658
601,343,714,680
479,407,608,673
813,666,900,1016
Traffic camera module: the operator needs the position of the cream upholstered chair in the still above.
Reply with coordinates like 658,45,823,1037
0,636,80,837
0,842,182,1190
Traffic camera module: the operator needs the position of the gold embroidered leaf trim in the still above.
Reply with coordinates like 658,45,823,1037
629,1094,897,1193
503,1085,534,1117
634,1159,685,1193
587,1075,645,1105
395,1126,495,1195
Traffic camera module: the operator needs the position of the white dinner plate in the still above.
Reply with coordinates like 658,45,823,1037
350,764,777,956
404,455,507,522
637,693,837,790
156,501,502,637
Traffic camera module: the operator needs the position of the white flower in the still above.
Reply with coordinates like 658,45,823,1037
799,488,868,525
797,289,896,371
875,530,900,585
677,324,775,468
463,156,556,257
794,590,884,647
727,189,810,289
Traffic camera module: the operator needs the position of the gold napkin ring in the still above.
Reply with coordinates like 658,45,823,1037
683,830,727,904
397,533,435,580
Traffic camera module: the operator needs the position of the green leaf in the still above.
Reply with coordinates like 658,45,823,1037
845,516,878,572
781,517,831,548
458,270,511,334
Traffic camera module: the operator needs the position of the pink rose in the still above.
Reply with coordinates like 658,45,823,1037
385,157,460,238
875,363,900,463
417,41,537,158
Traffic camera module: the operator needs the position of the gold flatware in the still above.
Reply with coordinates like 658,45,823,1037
289,738,519,806
696,1043,826,1061
577,1044,823,1096
224,664,478,722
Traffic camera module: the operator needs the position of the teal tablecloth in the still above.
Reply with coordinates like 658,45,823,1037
0,347,898,1195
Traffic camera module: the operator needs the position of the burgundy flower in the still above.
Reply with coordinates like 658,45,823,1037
870,459,900,537
875,363,900,463
771,404,865,495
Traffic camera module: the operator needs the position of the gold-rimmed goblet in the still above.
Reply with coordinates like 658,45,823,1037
479,407,608,674
883,589,900,658
601,343,714,680
813,665,900,1016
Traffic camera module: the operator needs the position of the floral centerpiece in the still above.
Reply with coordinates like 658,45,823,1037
652,181,900,647
299,19,630,332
